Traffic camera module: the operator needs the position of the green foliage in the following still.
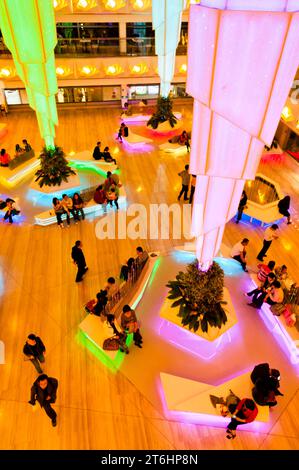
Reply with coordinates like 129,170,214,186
166,261,227,334
35,146,76,188
147,96,177,129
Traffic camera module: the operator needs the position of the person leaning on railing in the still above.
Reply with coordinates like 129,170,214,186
104,277,120,303
120,257,135,282
135,246,149,271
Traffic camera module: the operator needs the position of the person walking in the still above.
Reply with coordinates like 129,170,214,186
28,374,58,427
178,164,190,201
121,305,143,348
231,238,249,272
278,196,291,224
236,190,248,224
71,240,88,283
189,175,196,204
257,224,279,262
23,334,46,374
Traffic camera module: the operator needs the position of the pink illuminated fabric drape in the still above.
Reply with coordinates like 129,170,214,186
187,1,299,267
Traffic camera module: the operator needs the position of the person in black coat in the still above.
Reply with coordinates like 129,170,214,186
23,334,46,374
93,141,103,160
71,240,88,282
93,290,108,316
251,363,283,406
236,190,248,224
28,374,58,426
278,196,291,224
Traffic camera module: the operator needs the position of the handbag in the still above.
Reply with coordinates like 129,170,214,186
85,299,96,313
103,336,120,351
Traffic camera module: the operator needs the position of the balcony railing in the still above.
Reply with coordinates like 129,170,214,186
0,37,187,58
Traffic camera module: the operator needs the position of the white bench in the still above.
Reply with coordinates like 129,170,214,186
159,142,189,156
67,150,117,174
122,131,153,147
243,173,284,226
243,201,284,227
34,185,126,226
120,111,182,124
79,253,160,366
0,152,38,188
248,272,299,364
160,371,269,425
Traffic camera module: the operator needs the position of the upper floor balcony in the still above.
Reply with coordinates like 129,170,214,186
0,37,187,58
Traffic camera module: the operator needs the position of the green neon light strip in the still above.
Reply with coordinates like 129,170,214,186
77,330,133,372
69,161,121,179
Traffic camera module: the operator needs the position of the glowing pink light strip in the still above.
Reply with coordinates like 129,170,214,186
158,377,268,431
245,278,299,365
158,318,234,360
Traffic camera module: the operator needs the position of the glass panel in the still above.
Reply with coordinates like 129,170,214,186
177,21,188,55
128,84,159,100
4,89,21,105
171,83,190,98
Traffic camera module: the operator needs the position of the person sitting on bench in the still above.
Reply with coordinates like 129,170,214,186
231,238,249,272
93,141,103,160
135,246,149,270
103,146,117,165
120,257,135,282
246,272,276,308
0,148,11,167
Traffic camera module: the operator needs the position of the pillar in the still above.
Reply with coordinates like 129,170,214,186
187,0,299,269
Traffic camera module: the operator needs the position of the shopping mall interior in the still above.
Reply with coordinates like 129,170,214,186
0,0,298,451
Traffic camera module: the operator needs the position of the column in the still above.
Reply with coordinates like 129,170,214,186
187,0,299,268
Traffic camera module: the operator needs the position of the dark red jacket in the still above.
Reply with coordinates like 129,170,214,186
235,399,258,423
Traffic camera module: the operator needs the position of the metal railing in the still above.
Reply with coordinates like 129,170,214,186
0,37,187,58
105,259,148,317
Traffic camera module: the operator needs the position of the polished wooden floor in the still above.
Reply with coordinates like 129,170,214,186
0,105,298,450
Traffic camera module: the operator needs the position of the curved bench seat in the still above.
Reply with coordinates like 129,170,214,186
0,150,37,188
160,371,269,425
123,131,153,147
67,150,117,174
34,185,126,226
248,272,299,364
159,142,189,155
79,253,160,367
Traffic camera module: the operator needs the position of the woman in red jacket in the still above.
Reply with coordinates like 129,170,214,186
226,398,258,439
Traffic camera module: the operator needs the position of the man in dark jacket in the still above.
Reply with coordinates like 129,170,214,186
28,374,58,427
93,141,102,160
23,334,46,374
251,363,283,396
71,240,88,282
